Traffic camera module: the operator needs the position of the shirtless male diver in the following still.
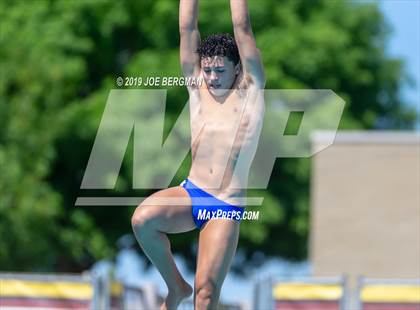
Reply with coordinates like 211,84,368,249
131,0,265,309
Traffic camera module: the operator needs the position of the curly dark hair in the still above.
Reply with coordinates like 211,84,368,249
197,33,240,65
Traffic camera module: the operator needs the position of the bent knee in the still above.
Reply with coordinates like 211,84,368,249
195,279,219,306
131,204,158,230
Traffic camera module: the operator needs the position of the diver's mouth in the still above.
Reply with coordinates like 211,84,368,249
209,84,221,89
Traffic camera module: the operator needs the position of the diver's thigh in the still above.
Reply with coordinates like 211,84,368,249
132,186,196,233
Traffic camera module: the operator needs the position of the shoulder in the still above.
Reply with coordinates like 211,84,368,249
186,71,204,97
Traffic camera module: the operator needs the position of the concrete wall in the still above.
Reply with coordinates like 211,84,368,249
310,131,420,283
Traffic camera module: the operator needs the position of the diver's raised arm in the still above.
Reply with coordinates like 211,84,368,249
230,0,265,87
179,0,201,78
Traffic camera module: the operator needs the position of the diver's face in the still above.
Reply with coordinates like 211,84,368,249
201,56,240,97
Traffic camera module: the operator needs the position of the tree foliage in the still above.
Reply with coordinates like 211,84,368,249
0,0,416,271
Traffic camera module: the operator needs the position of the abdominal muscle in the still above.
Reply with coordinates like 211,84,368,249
187,75,264,206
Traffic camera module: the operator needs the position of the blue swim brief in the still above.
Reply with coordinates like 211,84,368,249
180,178,244,229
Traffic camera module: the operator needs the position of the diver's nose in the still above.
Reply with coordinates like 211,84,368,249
209,70,218,80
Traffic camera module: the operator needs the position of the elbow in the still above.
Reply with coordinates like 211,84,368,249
233,21,252,34
179,24,198,34
232,16,251,31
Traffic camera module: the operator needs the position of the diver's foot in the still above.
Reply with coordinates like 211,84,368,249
160,280,193,310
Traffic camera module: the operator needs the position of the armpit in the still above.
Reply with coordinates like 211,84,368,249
236,73,254,97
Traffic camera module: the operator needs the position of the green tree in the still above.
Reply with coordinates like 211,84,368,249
0,0,416,271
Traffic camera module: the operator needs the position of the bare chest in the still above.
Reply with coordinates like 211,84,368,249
192,89,249,136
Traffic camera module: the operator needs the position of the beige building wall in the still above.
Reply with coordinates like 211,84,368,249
310,131,420,283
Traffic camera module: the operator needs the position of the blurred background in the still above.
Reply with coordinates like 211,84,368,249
0,0,418,309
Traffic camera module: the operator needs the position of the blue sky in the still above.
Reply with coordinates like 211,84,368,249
380,0,420,128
